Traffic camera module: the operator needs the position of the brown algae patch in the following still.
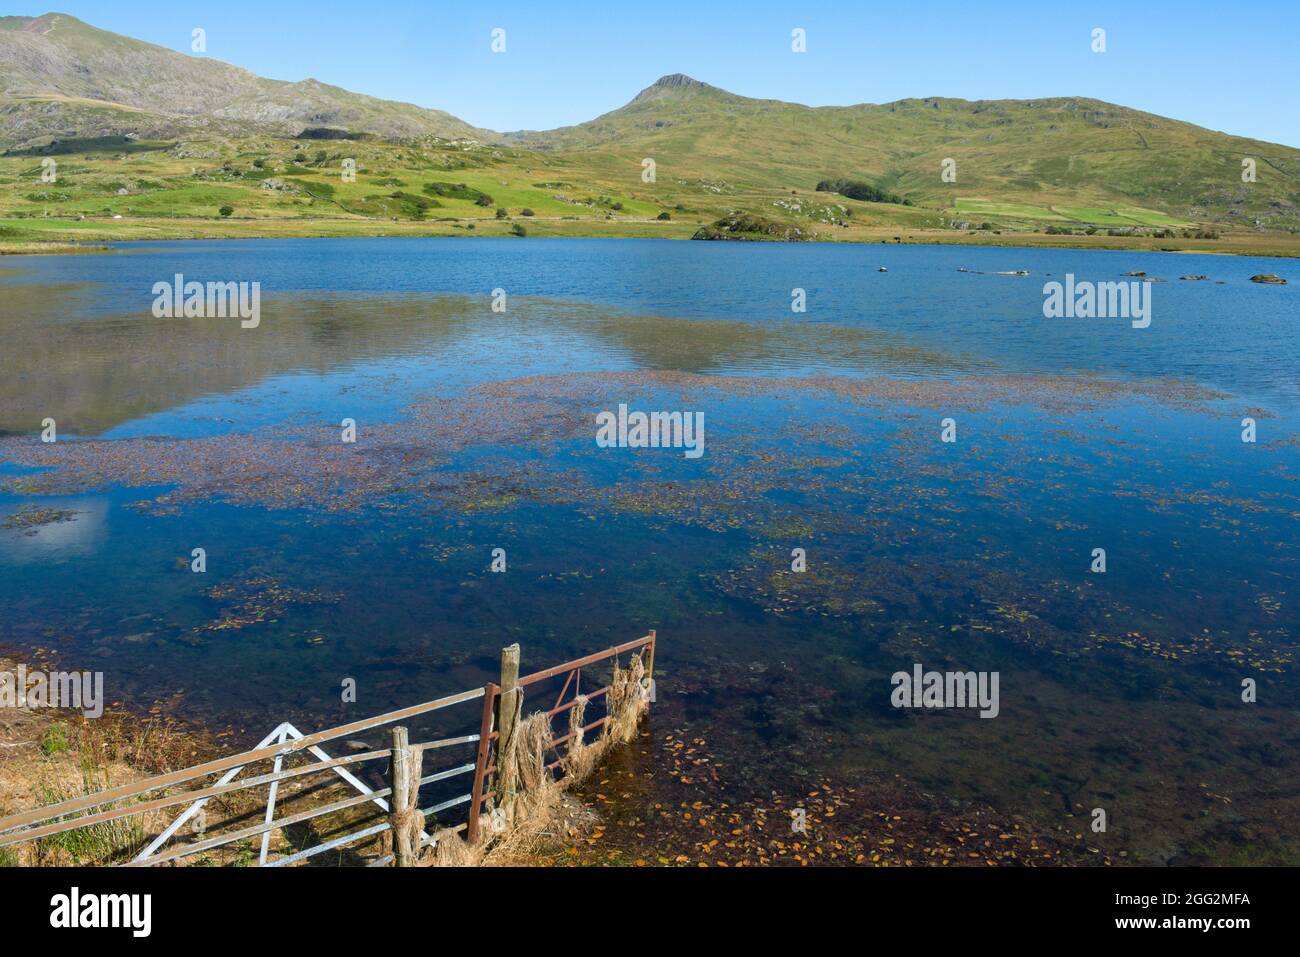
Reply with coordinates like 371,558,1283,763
186,575,343,643
0,370,1245,514
1,506,81,532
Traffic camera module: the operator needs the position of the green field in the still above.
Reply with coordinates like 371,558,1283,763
954,199,1071,222
950,199,1197,229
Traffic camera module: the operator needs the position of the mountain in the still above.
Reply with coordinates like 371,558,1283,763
513,74,1299,229
0,13,493,144
1,15,1296,234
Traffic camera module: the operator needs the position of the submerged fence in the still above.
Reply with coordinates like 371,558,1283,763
0,631,656,867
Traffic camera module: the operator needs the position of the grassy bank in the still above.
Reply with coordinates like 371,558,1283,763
4,133,1298,258
0,656,210,866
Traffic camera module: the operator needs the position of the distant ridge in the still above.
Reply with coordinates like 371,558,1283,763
0,13,494,144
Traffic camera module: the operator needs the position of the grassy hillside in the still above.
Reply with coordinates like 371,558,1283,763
0,132,693,240
514,75,1300,233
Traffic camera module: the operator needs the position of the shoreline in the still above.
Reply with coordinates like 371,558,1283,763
3,225,1299,260
0,652,1122,867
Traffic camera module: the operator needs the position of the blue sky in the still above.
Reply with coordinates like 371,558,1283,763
42,1,1300,144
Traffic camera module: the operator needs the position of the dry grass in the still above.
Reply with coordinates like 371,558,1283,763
562,694,597,781
480,791,599,867
0,657,258,866
0,713,191,865
425,654,652,867
603,654,650,747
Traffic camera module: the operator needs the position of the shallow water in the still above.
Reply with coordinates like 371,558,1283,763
1,238,1297,863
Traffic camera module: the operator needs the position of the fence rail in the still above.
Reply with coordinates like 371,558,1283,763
0,631,656,867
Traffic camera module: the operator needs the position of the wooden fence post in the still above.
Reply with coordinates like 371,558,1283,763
645,630,656,682
495,644,521,808
389,725,421,867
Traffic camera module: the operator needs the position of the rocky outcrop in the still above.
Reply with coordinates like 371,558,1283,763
692,213,810,242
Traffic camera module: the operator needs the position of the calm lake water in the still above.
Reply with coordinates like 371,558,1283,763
1,238,1297,863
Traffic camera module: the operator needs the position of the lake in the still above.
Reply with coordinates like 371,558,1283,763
1,237,1297,864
